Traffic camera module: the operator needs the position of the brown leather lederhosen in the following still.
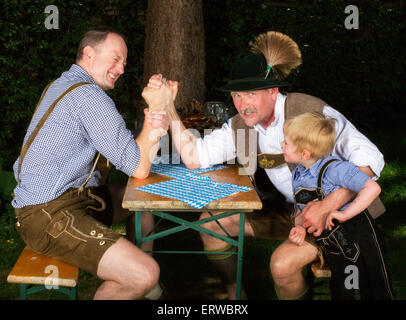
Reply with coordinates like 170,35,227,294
230,92,385,240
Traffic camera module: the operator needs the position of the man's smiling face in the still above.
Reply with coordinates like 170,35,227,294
86,33,127,90
231,88,278,129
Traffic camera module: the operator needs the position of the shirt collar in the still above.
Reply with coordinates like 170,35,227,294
296,156,337,177
308,158,325,177
68,64,97,85
254,92,286,135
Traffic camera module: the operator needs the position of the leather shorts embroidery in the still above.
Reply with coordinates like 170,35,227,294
294,187,323,207
316,224,360,263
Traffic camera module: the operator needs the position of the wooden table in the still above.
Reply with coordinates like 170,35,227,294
122,165,262,299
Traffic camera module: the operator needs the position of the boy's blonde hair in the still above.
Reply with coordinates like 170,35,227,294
283,111,336,158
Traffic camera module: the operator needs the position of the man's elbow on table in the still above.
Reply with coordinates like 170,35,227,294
181,156,202,170
180,146,202,170
132,165,150,180
184,162,201,170
132,171,149,180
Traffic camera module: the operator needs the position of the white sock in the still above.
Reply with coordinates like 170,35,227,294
145,283,163,300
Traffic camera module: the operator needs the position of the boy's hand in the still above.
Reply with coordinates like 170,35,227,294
289,226,306,246
325,210,344,230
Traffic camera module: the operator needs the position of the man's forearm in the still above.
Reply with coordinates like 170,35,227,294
301,187,356,235
323,187,356,212
320,166,374,215
133,122,161,179
167,103,201,169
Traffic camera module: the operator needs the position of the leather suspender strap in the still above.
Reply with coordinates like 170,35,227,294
316,159,338,199
293,158,339,208
17,82,89,183
30,81,55,123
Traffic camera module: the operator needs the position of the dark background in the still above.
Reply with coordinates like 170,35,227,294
1,0,404,170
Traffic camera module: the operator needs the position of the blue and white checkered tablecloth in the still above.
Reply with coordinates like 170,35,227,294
150,162,228,179
136,163,252,209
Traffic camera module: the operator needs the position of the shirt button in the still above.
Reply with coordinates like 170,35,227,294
99,241,105,246
97,233,103,238
90,230,96,236
16,221,21,227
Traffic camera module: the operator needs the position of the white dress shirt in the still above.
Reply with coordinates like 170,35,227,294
196,93,384,203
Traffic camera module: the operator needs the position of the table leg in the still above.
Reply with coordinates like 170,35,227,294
125,214,135,243
131,210,246,299
236,212,245,300
20,284,27,300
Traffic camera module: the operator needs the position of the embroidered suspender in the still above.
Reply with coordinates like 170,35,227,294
294,159,338,207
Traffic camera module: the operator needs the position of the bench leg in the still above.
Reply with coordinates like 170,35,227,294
18,283,78,300
70,286,77,300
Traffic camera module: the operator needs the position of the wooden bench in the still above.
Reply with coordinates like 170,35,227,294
7,247,79,300
310,257,331,298
311,259,331,278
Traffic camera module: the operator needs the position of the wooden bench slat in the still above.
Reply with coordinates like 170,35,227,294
311,260,331,278
7,247,79,287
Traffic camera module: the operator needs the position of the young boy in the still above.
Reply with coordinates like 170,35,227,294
282,111,393,300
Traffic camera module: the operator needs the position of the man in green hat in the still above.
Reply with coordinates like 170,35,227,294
146,31,385,300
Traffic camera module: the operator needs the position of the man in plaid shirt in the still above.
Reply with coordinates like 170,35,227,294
12,27,171,299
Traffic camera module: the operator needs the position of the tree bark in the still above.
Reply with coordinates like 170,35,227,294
142,0,205,116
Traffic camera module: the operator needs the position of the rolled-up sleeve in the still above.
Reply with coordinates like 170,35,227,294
326,161,370,193
74,85,140,176
323,106,384,179
196,120,236,168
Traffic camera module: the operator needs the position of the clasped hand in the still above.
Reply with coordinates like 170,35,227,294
142,74,178,109
141,74,178,136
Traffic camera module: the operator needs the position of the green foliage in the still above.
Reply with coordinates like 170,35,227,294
380,162,406,204
0,160,20,268
203,0,405,131
0,167,15,206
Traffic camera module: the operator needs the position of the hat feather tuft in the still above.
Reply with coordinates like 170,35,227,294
250,31,302,80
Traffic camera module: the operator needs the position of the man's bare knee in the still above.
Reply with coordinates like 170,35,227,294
128,257,160,295
97,238,160,296
270,251,297,280
270,241,318,281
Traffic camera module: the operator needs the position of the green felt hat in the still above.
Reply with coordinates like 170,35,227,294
216,31,302,92
216,53,289,92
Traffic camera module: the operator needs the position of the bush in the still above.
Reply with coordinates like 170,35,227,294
203,0,405,131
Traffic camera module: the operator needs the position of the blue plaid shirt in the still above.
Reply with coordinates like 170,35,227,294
292,156,370,211
12,64,140,208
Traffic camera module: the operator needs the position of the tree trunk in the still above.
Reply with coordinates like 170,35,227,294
142,0,205,116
